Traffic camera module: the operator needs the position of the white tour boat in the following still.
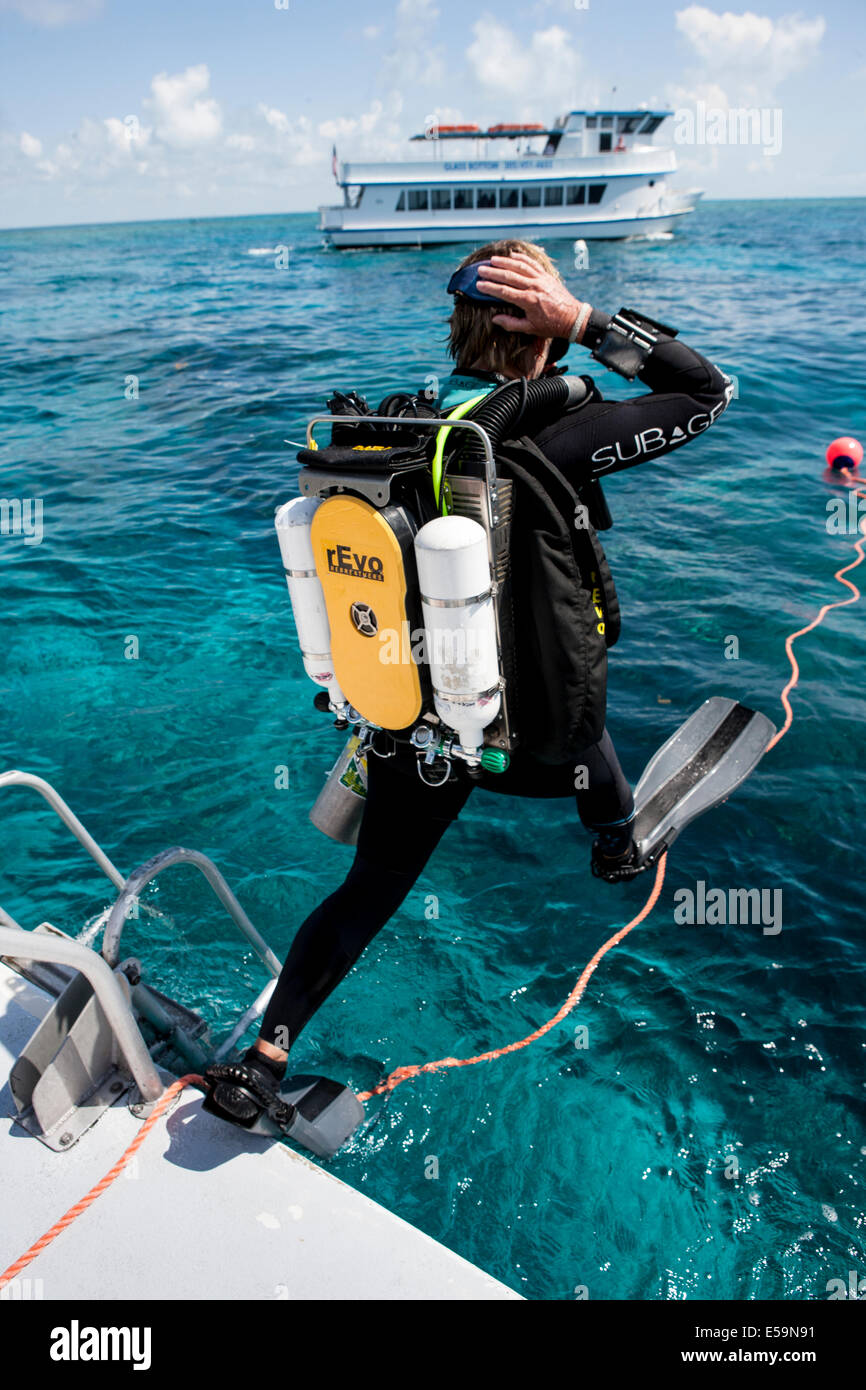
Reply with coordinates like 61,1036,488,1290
319,109,702,248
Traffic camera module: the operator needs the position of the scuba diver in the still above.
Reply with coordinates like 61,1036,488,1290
203,238,743,1131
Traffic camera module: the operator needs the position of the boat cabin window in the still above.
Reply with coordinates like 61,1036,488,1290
599,133,612,152
395,191,405,211
499,188,518,208
566,184,586,205
476,188,496,208
408,189,429,211
544,186,563,206
521,187,541,207
454,188,474,209
346,186,364,209
601,117,613,129
431,189,452,210
618,117,642,134
639,115,664,135
585,117,597,129
588,183,607,204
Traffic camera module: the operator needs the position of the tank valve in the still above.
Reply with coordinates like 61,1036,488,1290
481,747,510,774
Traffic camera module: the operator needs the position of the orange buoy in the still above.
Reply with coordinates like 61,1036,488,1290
826,436,863,474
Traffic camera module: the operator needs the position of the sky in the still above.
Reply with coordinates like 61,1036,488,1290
0,0,864,228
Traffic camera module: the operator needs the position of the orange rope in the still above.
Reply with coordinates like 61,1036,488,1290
357,856,667,1101
2,485,862,1279
0,1073,202,1291
766,488,866,751
358,483,866,1104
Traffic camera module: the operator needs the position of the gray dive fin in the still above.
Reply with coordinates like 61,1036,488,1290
252,1073,365,1158
632,697,776,866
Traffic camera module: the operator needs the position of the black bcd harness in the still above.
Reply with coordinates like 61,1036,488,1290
306,385,621,766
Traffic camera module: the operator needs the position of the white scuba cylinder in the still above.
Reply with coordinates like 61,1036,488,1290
414,515,502,756
275,497,346,705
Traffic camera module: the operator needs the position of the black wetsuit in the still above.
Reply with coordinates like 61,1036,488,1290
257,314,732,1055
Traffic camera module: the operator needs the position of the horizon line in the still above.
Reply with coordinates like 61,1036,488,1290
1,194,865,235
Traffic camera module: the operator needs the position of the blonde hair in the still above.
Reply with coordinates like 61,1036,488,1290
447,239,562,375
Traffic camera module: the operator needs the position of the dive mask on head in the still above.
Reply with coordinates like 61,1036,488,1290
447,261,512,309
447,260,570,362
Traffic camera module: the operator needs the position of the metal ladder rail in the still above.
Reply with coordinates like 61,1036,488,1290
0,772,282,1050
101,846,282,979
0,925,164,1103
0,770,127,893
0,770,281,981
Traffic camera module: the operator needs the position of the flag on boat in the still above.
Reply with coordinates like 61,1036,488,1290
331,145,339,182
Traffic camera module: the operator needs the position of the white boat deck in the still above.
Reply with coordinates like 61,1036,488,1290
0,962,521,1301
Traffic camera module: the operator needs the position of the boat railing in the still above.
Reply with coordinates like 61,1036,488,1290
0,923,165,1104
0,770,281,979
0,771,283,1122
0,770,126,894
100,845,281,977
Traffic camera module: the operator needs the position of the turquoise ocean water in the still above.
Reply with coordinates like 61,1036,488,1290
1,202,864,1300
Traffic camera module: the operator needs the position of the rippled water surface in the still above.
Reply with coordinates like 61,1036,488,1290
1,202,864,1300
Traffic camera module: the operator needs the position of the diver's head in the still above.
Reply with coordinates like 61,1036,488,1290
447,239,561,380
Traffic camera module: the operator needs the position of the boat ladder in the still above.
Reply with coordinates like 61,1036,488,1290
0,770,280,1152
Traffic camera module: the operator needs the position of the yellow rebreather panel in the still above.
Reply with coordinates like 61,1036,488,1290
311,495,422,729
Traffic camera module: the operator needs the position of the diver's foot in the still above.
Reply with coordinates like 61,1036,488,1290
202,1059,290,1131
243,1043,288,1085
590,836,648,883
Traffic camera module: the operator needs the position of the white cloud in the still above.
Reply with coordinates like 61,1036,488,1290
363,24,381,39
466,18,580,112
147,65,222,148
0,0,103,24
667,79,732,113
666,5,825,179
1,4,450,217
675,6,826,90
254,105,320,164
397,0,438,21
259,105,291,134
380,0,445,91
320,100,389,142
103,116,151,156
315,95,407,161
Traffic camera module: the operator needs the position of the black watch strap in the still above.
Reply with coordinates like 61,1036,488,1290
590,307,679,380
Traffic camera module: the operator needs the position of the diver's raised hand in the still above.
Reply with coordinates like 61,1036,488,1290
475,252,591,340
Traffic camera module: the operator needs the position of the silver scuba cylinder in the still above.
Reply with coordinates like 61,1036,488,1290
308,734,368,846
413,514,502,760
275,496,347,709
